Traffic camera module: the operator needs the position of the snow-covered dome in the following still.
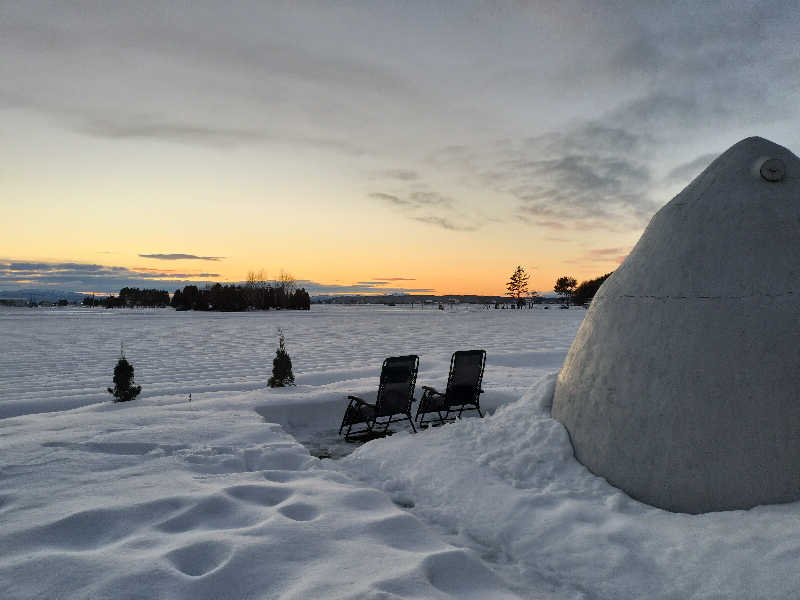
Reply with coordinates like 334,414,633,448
552,136,800,513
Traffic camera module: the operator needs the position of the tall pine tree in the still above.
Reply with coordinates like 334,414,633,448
506,265,530,301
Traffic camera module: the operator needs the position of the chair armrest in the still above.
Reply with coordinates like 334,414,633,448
347,395,373,406
421,385,442,395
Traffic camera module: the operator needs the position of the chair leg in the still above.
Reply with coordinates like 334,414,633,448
339,407,351,435
344,418,375,442
406,413,417,433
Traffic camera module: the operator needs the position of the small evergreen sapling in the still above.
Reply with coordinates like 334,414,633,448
268,331,295,387
108,344,142,402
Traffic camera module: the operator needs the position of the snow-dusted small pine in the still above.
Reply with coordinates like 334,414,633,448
107,356,142,402
268,331,295,387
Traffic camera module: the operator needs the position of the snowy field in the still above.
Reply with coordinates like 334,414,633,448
2,305,800,599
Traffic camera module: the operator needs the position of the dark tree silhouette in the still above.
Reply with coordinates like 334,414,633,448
268,332,295,387
573,272,613,306
107,352,142,402
554,276,578,303
506,266,530,306
168,279,310,312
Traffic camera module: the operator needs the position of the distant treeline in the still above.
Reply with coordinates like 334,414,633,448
317,294,513,305
171,283,310,311
573,272,613,306
80,282,311,311
82,287,170,308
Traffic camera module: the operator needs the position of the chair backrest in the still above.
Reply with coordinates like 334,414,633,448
375,355,419,417
445,350,486,408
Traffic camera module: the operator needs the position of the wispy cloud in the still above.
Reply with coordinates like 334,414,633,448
368,182,482,232
663,153,719,186
388,122,660,233
82,116,267,147
296,280,434,295
587,247,626,257
371,277,416,281
412,215,477,232
0,261,434,296
139,253,225,261
372,169,419,181
0,260,220,293
368,192,412,207
564,247,629,268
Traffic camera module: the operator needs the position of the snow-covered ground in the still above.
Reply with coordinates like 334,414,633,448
2,305,799,599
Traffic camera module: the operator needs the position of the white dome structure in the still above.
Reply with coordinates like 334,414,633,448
552,136,800,513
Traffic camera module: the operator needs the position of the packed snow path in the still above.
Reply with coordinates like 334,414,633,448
2,306,800,598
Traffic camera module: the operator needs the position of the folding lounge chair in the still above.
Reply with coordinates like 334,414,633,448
416,349,486,427
339,355,419,441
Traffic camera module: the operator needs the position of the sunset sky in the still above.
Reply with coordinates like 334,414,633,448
2,1,799,295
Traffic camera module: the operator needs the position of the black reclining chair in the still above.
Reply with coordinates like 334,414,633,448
339,355,419,441
415,350,486,427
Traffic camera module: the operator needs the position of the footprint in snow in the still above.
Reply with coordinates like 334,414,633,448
278,502,319,522
224,484,292,506
165,540,232,577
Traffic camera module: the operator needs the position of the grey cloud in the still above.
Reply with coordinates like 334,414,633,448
527,124,651,159
0,4,424,154
371,277,416,281
412,216,477,232
3,86,367,153
564,248,628,267
84,114,366,153
83,117,267,147
377,169,419,181
5,1,800,247
7,262,128,273
139,253,225,261
587,247,626,257
533,220,568,230
382,134,659,233
600,20,798,137
368,192,412,207
0,261,433,296
663,153,719,186
610,36,664,75
409,191,452,207
369,190,453,210
506,151,656,229
368,185,481,231
417,120,662,232
294,280,433,295
0,261,219,293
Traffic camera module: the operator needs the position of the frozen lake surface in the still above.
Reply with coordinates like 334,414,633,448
0,304,577,419
2,305,800,599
